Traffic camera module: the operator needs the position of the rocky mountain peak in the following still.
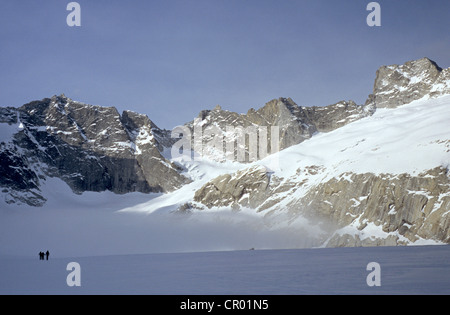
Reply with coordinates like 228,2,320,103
254,97,302,122
188,93,376,159
367,57,450,108
0,96,189,206
51,93,71,104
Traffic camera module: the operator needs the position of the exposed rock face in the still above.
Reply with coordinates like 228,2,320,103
298,168,450,246
187,97,315,160
194,166,271,209
302,100,376,133
187,97,374,161
120,110,186,191
247,97,317,151
366,57,450,108
193,165,450,246
0,146,45,206
0,95,189,206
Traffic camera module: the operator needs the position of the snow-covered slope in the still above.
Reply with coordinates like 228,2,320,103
126,93,450,204
267,94,450,178
122,93,450,247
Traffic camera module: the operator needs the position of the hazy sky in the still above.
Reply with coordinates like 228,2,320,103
1,0,449,129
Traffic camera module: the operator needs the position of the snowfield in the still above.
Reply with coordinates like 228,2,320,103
1,245,449,295
270,94,450,178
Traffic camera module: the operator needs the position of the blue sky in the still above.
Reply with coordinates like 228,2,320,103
1,0,449,128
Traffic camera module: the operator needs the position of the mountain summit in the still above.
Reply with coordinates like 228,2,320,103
0,94,189,206
366,57,450,108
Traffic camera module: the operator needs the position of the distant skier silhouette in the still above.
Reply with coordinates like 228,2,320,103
39,251,44,260
45,250,50,261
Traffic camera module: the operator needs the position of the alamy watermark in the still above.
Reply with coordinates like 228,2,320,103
367,2,381,27
66,262,81,287
65,2,381,28
66,2,81,27
366,262,381,287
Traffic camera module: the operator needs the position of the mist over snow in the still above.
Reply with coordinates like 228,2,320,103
0,177,319,257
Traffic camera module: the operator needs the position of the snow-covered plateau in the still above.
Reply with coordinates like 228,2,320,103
1,246,449,295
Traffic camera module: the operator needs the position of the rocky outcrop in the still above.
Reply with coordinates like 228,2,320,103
247,97,317,151
187,97,374,162
366,57,450,108
302,100,376,133
187,97,316,160
296,168,450,246
194,166,271,209
0,94,189,206
120,110,187,191
193,165,450,246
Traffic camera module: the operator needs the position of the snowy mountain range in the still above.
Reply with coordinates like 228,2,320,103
1,57,449,248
